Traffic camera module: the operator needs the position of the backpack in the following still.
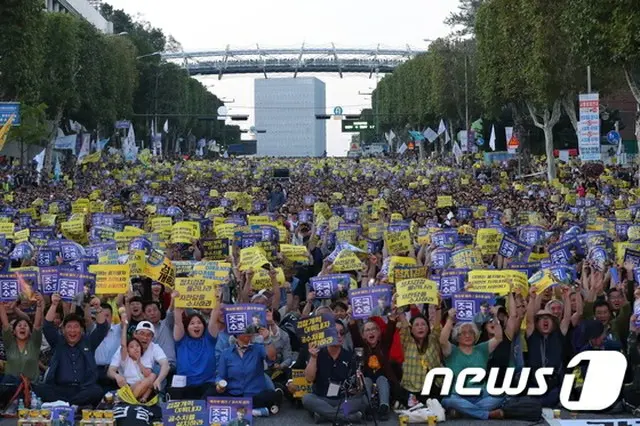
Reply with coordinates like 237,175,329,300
501,396,542,422
280,312,301,352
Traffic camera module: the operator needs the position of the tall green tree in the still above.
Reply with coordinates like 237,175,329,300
444,0,485,36
0,0,44,104
476,0,589,181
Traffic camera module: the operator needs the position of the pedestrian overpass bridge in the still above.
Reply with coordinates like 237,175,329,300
161,43,426,79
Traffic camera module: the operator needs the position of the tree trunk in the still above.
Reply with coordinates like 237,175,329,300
43,108,63,177
527,99,562,182
561,95,580,141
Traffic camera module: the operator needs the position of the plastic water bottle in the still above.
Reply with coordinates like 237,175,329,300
17,399,24,410
30,392,37,409
252,408,269,417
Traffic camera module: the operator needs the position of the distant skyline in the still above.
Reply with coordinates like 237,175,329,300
105,0,462,155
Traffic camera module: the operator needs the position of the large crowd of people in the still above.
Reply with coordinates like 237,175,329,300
0,151,638,425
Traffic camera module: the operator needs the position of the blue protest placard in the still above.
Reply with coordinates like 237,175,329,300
298,210,313,224
519,226,545,246
625,249,640,268
240,232,262,249
163,400,208,426
348,285,392,319
439,269,467,298
59,241,85,263
36,249,58,267
588,247,608,271
207,397,253,426
296,312,338,348
367,239,383,254
432,230,458,248
457,207,472,220
498,233,529,259
39,267,59,295
0,102,20,126
224,304,267,335
431,248,452,270
0,274,19,301
548,264,577,285
310,274,351,299
616,221,633,241
452,292,495,323
57,271,86,301
85,241,118,258
549,237,578,265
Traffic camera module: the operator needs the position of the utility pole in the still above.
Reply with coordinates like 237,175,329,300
465,55,469,133
587,65,592,93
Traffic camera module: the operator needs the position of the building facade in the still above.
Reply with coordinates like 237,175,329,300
44,0,113,34
254,77,326,157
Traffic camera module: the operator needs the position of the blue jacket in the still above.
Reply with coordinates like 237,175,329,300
43,319,109,387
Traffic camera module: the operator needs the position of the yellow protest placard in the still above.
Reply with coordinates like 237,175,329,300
248,215,274,226
437,196,453,208
71,199,90,214
48,202,59,214
151,217,173,232
128,250,146,278
392,265,427,284
191,261,232,281
332,250,364,272
280,245,309,263
396,278,438,306
388,256,417,281
451,248,484,269
239,246,270,272
385,230,412,255
467,270,528,296
475,228,502,255
528,269,555,294
368,222,385,240
174,277,218,309
0,223,15,238
291,369,313,399
144,253,175,289
251,267,286,290
615,209,632,221
171,221,201,244
335,228,358,245
14,229,29,244
89,264,131,295
215,223,236,240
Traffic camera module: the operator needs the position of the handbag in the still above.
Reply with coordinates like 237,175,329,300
501,396,542,422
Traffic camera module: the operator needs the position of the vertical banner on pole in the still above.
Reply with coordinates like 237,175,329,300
578,93,601,161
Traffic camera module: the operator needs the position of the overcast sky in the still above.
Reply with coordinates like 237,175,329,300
106,0,461,155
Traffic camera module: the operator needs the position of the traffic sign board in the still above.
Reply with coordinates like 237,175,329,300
607,130,621,144
115,120,130,129
341,120,375,132
0,102,20,127
333,106,343,116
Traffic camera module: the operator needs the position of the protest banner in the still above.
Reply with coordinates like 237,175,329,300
98,249,119,265
296,313,338,347
151,217,173,232
250,267,285,291
385,229,412,255
0,273,19,301
348,285,393,319
280,244,309,263
201,238,230,260
207,397,252,426
452,292,495,323
89,264,130,294
224,304,266,334
432,229,458,248
439,269,468,298
310,274,352,299
57,270,88,301
191,261,231,282
625,248,640,268
475,228,502,255
174,277,218,309
39,267,59,295
528,269,556,293
127,250,146,278
430,248,452,270
437,195,453,208
144,251,175,288
238,246,270,272
396,278,438,306
172,261,197,276
331,250,363,272
290,369,313,399
13,229,29,244
163,400,207,426
451,248,484,269
335,228,358,245
467,270,528,296
549,237,578,264
392,265,427,284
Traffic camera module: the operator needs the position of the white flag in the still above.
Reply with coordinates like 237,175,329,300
489,125,496,151
437,119,446,136
445,127,451,144
76,134,90,163
387,130,396,143
453,141,462,163
505,127,514,144
163,120,169,133
398,142,407,154
423,127,438,143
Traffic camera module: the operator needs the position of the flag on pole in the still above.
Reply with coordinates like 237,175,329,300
489,125,496,151
437,119,446,136
397,142,407,154
54,156,62,182
423,128,438,143
163,120,169,133
445,127,451,144
453,141,462,163
0,115,15,151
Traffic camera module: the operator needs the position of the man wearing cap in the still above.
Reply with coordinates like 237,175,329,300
34,293,108,406
108,320,170,393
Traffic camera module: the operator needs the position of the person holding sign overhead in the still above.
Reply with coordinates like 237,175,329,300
167,290,219,400
439,307,506,420
34,293,108,407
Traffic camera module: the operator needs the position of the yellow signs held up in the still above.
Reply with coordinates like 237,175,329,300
467,270,528,296
475,228,502,256
392,265,427,284
174,277,218,309
280,244,309,263
144,253,175,289
332,250,363,272
90,264,131,295
437,196,453,208
396,278,438,306
0,223,15,239
128,250,146,278
151,217,173,232
14,229,29,244
239,246,270,272
251,267,286,291
385,230,412,255
171,221,201,244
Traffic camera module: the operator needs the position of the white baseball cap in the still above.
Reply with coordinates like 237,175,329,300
135,321,155,335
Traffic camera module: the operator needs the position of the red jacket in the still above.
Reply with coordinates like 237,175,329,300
370,316,404,364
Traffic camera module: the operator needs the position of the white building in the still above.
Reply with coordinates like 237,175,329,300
254,77,326,157
44,0,113,34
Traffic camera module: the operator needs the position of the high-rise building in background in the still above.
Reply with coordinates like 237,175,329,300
44,0,113,34
254,77,326,157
